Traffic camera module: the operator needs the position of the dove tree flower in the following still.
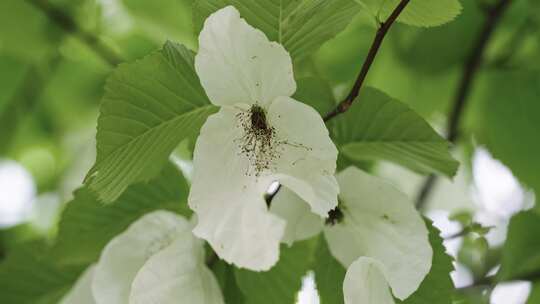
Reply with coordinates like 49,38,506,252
273,167,433,304
188,6,339,271
64,210,224,304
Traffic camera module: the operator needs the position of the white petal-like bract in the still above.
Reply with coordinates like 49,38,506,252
92,210,223,304
130,236,224,304
325,167,432,300
343,257,395,304
190,6,338,271
270,187,324,246
189,107,286,271
93,211,189,304
195,6,296,107
190,97,338,270
61,265,97,304
269,97,339,217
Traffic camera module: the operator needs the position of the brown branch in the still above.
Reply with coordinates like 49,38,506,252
415,174,438,211
415,0,513,210
457,270,540,292
446,0,513,143
323,0,411,122
25,0,123,66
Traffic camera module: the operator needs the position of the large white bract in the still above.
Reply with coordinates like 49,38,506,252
189,6,339,271
62,210,224,304
269,187,324,246
272,167,433,303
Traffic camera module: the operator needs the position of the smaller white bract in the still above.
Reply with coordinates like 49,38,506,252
61,210,224,304
273,167,433,304
189,6,339,271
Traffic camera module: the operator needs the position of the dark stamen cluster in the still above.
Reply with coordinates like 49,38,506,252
325,206,344,226
236,105,281,175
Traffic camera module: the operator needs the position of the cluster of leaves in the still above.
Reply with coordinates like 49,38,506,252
86,1,461,203
0,162,454,304
1,0,540,303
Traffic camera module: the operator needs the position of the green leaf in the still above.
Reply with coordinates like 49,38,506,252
313,236,346,304
469,223,492,236
498,210,540,281
399,219,454,304
193,0,361,61
452,291,490,304
471,70,540,202
234,239,316,304
392,0,482,74
212,261,246,304
85,41,216,202
359,0,462,27
53,163,190,266
528,282,540,304
0,242,85,304
293,77,336,116
333,87,459,177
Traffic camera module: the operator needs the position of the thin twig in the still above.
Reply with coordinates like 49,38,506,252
415,0,513,210
25,0,123,66
414,174,437,211
457,270,540,292
444,229,468,241
446,0,513,143
443,223,492,240
323,0,411,122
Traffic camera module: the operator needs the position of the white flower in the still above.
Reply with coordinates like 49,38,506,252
269,188,324,246
189,6,339,271
273,167,433,303
89,210,223,304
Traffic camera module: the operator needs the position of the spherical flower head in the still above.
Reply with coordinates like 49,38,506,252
189,6,339,271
